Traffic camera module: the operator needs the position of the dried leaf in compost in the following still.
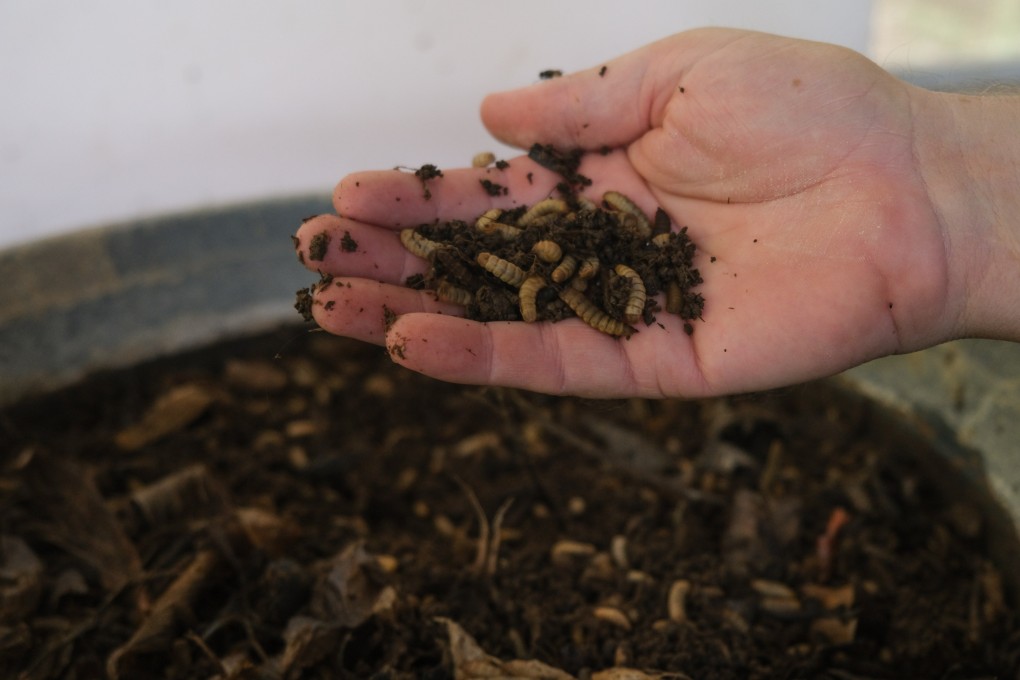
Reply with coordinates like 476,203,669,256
126,464,229,530
20,451,143,595
309,542,395,628
439,617,575,680
592,670,675,680
107,549,224,680
277,615,345,677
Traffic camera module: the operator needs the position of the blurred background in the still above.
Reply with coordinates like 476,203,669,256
1,0,1018,249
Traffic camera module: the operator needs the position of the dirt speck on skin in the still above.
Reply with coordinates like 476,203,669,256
383,304,398,331
527,143,591,194
414,164,444,200
308,232,330,261
414,164,443,182
340,230,358,253
294,287,314,322
387,335,407,359
479,179,508,196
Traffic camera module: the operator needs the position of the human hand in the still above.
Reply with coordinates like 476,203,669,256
295,28,987,398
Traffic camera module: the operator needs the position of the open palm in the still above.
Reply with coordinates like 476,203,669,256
297,28,952,398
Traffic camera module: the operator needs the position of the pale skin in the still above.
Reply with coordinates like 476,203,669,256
295,28,1020,398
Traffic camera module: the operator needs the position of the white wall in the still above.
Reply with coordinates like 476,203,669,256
0,1,871,248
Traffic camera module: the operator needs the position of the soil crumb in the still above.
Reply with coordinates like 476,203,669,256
340,230,358,253
308,231,330,261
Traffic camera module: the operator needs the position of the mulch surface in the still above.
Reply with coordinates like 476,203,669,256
2,326,1018,679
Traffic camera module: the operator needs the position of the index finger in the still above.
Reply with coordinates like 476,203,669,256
333,148,655,230
333,155,561,229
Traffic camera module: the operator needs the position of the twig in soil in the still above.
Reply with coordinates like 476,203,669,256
183,631,227,677
486,499,513,577
107,548,224,679
19,584,129,679
453,475,513,577
470,388,567,530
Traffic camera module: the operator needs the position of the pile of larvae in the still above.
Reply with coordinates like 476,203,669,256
399,191,704,337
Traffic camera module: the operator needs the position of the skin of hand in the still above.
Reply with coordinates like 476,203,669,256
295,28,1020,399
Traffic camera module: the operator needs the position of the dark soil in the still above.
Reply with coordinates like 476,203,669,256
478,179,508,197
307,233,330,262
1,326,1018,679
413,164,444,201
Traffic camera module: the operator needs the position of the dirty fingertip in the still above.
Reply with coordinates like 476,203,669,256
382,314,418,368
293,214,342,266
383,314,491,385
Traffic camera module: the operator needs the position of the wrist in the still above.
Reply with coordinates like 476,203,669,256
909,86,1020,342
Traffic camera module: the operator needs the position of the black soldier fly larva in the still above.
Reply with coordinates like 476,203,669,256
436,280,474,307
476,252,528,288
603,190,652,239
399,228,444,260
531,240,563,263
551,254,579,284
559,286,630,337
577,255,600,280
613,264,647,325
474,208,502,231
519,275,547,323
518,197,569,227
475,209,523,239
471,151,496,168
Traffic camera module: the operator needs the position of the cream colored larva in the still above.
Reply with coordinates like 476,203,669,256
518,275,547,323
476,252,528,288
558,286,630,337
551,254,579,284
577,255,600,280
518,197,569,227
399,228,443,260
471,151,496,168
614,264,647,325
475,209,523,239
603,191,652,239
436,280,474,307
531,240,563,263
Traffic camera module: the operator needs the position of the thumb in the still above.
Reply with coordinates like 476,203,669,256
479,29,739,151
480,48,657,151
